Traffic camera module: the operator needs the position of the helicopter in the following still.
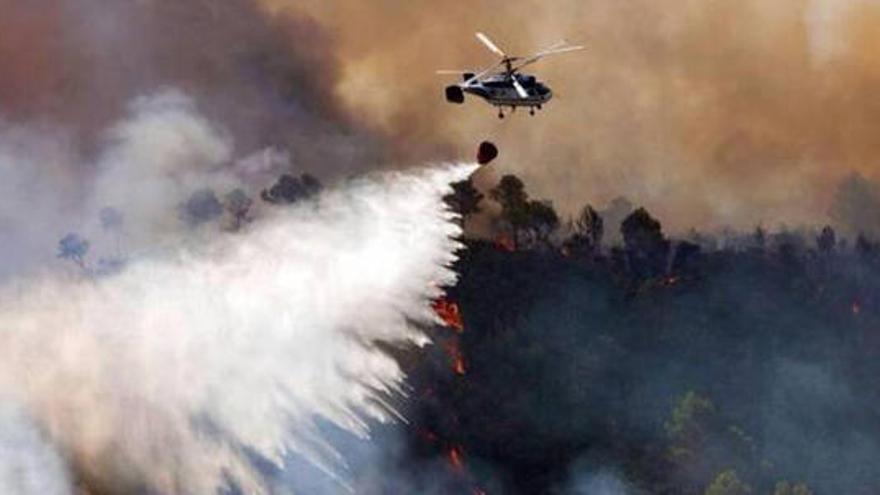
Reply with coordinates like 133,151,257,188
439,32,583,118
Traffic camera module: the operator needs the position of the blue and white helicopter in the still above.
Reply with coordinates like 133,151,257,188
439,32,583,118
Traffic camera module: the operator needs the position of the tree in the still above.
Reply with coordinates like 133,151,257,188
621,208,664,253
261,173,322,205
621,207,669,278
58,233,90,269
489,175,561,248
666,391,721,489
490,175,531,247
180,189,223,227
816,226,836,255
704,470,751,495
444,179,484,228
576,205,604,248
751,226,767,252
224,188,253,231
526,200,559,245
491,175,528,217
666,391,717,456
566,204,604,257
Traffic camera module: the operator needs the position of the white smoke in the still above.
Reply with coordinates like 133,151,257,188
0,121,79,278
0,401,72,495
0,90,241,278
89,90,239,247
0,99,477,491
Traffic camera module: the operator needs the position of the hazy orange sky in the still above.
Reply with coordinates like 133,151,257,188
2,1,880,232
264,0,880,232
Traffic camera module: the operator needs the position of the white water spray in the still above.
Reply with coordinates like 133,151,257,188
0,162,477,494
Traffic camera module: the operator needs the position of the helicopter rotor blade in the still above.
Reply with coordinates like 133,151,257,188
541,44,586,56
476,32,506,58
512,44,585,71
436,70,473,75
462,60,505,86
512,78,529,98
537,40,569,53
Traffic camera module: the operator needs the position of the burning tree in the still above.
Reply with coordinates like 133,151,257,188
490,174,560,249
407,173,880,495
433,298,464,333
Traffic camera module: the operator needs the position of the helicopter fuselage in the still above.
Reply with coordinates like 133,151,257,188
439,32,581,117
447,73,552,109
463,74,553,107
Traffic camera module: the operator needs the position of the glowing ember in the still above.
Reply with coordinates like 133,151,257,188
494,235,515,252
433,298,464,332
446,341,467,375
453,355,467,375
448,445,464,470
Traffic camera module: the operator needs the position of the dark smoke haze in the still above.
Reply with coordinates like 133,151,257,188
0,0,390,277
6,0,880,233
0,0,383,170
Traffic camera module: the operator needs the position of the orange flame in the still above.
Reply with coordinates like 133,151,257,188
446,341,467,375
448,445,464,470
453,355,466,375
433,298,464,333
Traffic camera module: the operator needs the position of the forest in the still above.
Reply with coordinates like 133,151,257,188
398,174,880,495
56,171,880,495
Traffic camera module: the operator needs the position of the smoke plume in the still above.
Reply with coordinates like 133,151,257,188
8,0,878,231
268,0,880,231
0,0,384,176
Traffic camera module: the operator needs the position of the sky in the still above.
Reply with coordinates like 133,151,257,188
2,0,880,239
268,0,880,231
